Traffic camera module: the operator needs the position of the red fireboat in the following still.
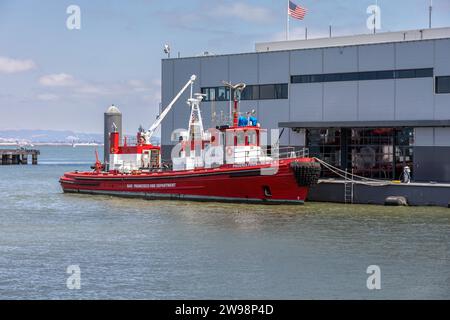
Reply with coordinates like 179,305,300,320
60,75,321,204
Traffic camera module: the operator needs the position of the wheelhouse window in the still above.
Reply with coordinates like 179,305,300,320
246,130,257,145
226,131,235,147
236,131,245,146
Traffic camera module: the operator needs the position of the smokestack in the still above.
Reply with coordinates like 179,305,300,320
104,104,122,168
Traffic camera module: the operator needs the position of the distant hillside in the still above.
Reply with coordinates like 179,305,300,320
0,130,103,144
0,129,161,145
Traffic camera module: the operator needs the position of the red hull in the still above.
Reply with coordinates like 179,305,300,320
60,157,317,204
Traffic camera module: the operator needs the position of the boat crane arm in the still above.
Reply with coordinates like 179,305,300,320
144,75,197,141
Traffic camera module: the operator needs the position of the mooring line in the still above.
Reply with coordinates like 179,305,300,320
313,157,392,186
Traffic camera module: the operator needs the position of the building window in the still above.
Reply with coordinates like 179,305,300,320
258,84,288,100
376,70,394,80
291,68,433,84
201,83,287,101
306,127,414,180
341,72,359,81
436,76,450,94
358,71,378,81
414,68,434,78
395,69,415,79
275,84,288,99
324,73,342,82
217,87,229,101
306,129,341,171
201,88,216,102
240,85,261,100
259,84,275,100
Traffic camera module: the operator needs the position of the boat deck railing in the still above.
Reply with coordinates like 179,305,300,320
230,147,310,165
136,147,310,173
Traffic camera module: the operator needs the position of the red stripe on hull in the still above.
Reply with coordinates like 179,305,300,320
60,158,314,204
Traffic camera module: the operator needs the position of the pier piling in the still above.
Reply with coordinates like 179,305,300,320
21,154,28,165
0,149,40,166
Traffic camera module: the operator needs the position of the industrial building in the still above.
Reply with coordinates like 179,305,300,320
161,27,450,183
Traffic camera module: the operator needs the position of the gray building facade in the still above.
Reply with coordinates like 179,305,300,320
161,27,450,182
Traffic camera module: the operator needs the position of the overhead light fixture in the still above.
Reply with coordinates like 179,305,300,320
164,44,171,58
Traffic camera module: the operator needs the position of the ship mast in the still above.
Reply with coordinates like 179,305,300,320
222,81,246,127
187,93,206,151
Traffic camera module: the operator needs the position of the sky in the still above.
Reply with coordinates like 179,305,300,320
0,0,449,134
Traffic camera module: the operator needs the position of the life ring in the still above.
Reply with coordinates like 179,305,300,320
226,146,233,157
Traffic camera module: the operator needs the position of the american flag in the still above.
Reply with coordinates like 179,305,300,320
288,1,307,20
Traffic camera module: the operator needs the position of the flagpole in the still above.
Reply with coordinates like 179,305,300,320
429,0,433,29
373,7,376,34
286,0,290,40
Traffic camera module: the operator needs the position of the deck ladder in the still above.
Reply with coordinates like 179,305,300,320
344,169,354,204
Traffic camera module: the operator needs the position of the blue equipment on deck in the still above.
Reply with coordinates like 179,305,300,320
238,116,248,126
249,116,258,126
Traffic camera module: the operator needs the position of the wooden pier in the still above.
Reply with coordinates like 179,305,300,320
0,149,40,165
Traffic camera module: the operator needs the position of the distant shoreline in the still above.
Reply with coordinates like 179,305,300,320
0,143,104,147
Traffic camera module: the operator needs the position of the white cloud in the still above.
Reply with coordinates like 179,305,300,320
0,56,36,73
142,91,160,105
271,26,366,42
128,79,148,92
213,2,274,23
35,73,161,106
128,79,161,93
36,93,59,101
128,79,145,87
75,84,109,95
272,27,308,42
39,73,76,87
162,1,275,30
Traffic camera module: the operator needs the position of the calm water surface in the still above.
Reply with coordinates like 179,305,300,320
0,146,449,299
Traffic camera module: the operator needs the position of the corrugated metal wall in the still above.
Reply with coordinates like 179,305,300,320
161,38,450,179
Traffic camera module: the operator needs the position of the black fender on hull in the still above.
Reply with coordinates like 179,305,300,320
290,161,321,187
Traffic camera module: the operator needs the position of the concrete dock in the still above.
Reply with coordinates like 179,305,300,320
0,149,40,165
308,179,450,207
